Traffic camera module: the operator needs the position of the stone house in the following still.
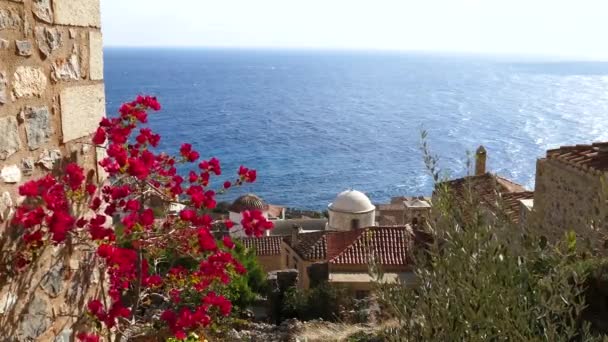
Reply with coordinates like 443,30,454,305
283,230,328,289
239,190,425,293
436,146,534,228
533,142,608,246
282,226,420,292
322,226,419,295
376,196,432,228
240,235,287,273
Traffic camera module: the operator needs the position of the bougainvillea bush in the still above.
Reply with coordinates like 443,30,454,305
9,96,273,341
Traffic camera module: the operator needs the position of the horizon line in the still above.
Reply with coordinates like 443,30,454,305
101,46,608,62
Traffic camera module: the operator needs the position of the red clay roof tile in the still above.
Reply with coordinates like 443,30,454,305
328,226,414,266
284,231,328,261
546,142,608,173
239,236,283,256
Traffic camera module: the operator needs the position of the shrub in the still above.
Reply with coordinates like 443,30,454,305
221,241,269,313
375,134,605,341
282,282,355,322
7,96,274,341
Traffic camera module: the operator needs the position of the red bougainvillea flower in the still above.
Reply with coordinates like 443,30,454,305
92,127,106,145
241,210,274,237
64,163,85,191
11,95,268,340
222,235,235,249
238,165,257,183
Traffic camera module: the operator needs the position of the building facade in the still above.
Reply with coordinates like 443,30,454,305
533,143,608,246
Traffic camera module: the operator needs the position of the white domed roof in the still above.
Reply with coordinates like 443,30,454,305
329,190,375,213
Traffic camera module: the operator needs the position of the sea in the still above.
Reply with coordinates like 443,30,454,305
104,48,608,210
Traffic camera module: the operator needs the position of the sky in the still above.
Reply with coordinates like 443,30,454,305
101,0,608,59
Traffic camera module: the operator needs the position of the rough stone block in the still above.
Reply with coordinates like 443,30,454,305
16,39,32,56
22,157,34,176
0,8,22,30
1,164,22,183
32,0,53,24
54,0,101,28
18,297,50,340
13,66,47,98
52,49,81,82
89,31,104,80
24,106,52,150
35,26,63,58
60,84,106,142
0,191,13,222
40,262,65,297
0,71,6,104
0,116,21,160
37,149,61,170
0,38,9,49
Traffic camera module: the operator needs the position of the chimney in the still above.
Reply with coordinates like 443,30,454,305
291,224,301,246
475,145,487,176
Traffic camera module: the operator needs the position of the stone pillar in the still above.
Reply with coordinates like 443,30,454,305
0,0,106,339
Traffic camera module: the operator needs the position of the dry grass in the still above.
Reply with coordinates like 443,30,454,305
295,319,397,341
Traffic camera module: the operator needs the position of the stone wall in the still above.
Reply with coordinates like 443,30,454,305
0,0,105,203
533,158,608,247
0,0,105,340
257,254,286,273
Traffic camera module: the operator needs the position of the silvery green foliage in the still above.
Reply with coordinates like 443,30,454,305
374,133,602,341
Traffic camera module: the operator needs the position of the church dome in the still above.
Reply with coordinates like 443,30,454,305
329,190,375,213
229,194,268,213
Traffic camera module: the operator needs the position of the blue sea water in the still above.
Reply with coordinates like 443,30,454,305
104,48,608,210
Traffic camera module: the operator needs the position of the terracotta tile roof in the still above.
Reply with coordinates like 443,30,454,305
499,191,534,225
239,236,283,256
440,173,528,207
546,142,608,174
284,231,328,261
329,226,414,266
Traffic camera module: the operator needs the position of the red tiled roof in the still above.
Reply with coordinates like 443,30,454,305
440,173,528,207
329,226,413,266
239,236,283,256
499,191,534,225
284,231,328,261
546,142,608,173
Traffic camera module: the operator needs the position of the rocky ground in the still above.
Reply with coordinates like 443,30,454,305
222,318,388,342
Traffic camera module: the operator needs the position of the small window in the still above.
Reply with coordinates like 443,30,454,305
412,217,418,226
351,219,360,230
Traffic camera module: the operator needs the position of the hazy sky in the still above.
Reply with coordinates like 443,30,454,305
101,0,608,59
